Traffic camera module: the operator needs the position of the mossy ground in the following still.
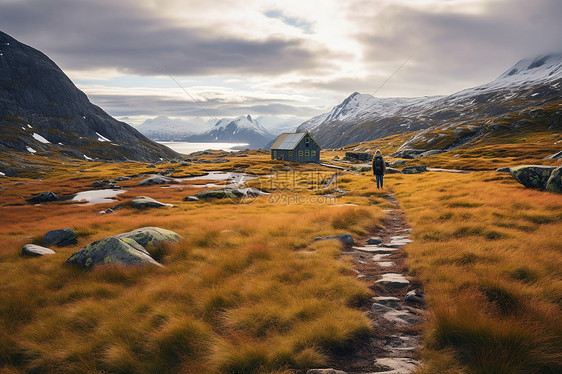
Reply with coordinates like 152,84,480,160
0,130,561,373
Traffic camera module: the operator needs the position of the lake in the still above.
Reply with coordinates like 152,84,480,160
157,141,249,155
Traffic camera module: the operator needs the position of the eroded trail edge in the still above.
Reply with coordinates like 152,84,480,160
325,194,425,374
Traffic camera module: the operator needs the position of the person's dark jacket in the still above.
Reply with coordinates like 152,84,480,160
372,155,386,175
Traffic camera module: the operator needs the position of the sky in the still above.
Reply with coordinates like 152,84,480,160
1,0,561,128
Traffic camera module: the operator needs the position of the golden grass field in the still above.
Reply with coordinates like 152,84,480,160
0,129,561,374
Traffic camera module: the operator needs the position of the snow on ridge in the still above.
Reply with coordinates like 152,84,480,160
32,133,50,144
96,132,111,142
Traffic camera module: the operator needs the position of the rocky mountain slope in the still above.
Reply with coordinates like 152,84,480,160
298,54,562,153
0,31,180,165
185,115,275,149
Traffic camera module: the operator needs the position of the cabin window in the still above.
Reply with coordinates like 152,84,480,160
298,150,303,156
305,138,310,147
305,150,310,156
311,150,316,156
288,151,293,157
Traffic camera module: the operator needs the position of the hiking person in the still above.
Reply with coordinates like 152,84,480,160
372,149,386,189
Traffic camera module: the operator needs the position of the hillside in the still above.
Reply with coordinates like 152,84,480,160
0,31,180,173
299,54,562,152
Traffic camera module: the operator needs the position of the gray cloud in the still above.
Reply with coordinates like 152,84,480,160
352,0,562,95
0,0,337,76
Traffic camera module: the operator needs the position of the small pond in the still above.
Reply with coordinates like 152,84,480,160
71,189,126,205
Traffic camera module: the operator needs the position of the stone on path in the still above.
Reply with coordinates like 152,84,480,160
42,228,77,247
22,244,55,257
373,358,419,374
353,245,397,254
376,273,410,289
366,236,382,245
372,303,419,326
405,289,425,305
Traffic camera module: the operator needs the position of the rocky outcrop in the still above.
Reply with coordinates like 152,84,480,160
0,31,180,164
343,152,373,162
22,244,55,257
546,166,562,193
509,165,555,189
194,188,268,200
65,227,179,269
130,196,172,209
42,228,77,247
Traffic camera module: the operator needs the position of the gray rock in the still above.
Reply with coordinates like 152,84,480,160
194,189,238,200
353,245,397,254
372,303,419,326
307,370,348,374
183,196,200,201
405,289,425,305
42,228,77,247
496,167,511,173
91,180,119,189
344,152,372,162
373,296,401,307
390,160,407,166
130,196,172,209
139,176,174,186
313,234,354,246
65,227,179,269
376,273,410,288
26,191,59,204
509,165,555,189
402,165,427,174
546,166,562,193
22,244,55,257
366,237,382,245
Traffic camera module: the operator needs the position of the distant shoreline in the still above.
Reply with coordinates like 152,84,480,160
157,141,250,154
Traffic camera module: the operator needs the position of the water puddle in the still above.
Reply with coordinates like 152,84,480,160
173,171,260,189
71,189,126,205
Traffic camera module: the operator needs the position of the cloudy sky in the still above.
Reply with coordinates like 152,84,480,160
1,0,561,127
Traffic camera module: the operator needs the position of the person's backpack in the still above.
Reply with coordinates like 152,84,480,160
374,157,383,173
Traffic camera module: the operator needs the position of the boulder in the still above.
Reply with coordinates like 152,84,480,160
343,152,372,162
130,196,172,209
65,227,179,269
22,244,55,257
509,165,555,189
183,196,200,202
139,176,174,186
26,191,59,204
390,160,407,166
313,234,354,246
42,228,77,247
546,166,562,193
194,189,238,200
402,165,427,174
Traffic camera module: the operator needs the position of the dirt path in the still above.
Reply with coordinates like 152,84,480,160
325,194,425,374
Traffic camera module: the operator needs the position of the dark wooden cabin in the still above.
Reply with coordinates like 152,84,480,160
270,132,321,162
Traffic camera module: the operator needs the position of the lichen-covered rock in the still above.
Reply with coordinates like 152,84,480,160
42,228,77,247
402,165,427,174
545,166,562,193
114,227,180,248
509,165,555,189
130,196,172,209
194,189,238,200
26,191,59,204
65,227,179,269
65,237,161,269
22,244,55,257
385,167,402,174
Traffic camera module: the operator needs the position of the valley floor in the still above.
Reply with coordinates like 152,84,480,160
0,142,560,374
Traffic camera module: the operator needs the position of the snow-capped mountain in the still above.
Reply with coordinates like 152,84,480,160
136,116,210,141
185,115,275,149
298,54,562,150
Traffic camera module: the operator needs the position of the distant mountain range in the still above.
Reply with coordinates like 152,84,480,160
136,115,300,148
298,54,562,155
0,31,180,165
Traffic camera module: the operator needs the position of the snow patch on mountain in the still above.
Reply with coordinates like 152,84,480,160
32,133,50,144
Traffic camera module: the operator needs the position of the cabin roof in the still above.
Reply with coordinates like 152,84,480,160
271,132,319,150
